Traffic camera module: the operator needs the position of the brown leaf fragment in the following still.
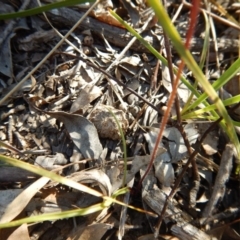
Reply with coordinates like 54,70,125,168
6,224,30,240
0,177,49,223
67,222,112,240
91,0,125,28
45,111,103,159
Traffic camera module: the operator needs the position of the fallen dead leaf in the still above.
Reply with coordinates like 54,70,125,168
0,177,49,224
45,111,103,159
6,224,30,240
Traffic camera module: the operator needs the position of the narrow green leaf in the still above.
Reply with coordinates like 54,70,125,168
0,154,102,198
186,57,240,112
0,203,104,228
0,0,95,20
148,0,240,162
182,95,240,120
107,108,127,187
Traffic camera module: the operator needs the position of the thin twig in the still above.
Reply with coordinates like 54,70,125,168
154,0,201,235
153,114,222,236
183,0,240,31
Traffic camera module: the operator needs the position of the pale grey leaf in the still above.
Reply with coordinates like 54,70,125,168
0,177,49,223
163,124,198,162
70,169,112,196
46,111,102,159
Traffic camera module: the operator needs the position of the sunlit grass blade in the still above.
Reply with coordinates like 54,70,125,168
199,11,210,70
0,154,102,197
0,203,105,228
110,8,240,164
183,57,240,113
0,155,157,228
181,95,240,120
147,0,240,165
107,108,127,187
110,10,202,99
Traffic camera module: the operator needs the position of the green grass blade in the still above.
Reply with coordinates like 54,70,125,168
0,154,102,197
0,203,104,228
185,57,240,112
110,7,240,170
107,108,127,187
0,0,95,20
182,94,240,120
110,10,201,99
199,11,210,70
0,154,156,228
148,0,240,162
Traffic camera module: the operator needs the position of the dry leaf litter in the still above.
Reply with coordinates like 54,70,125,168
0,0,240,240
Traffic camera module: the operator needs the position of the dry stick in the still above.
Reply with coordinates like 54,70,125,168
178,124,200,208
150,51,161,91
154,101,240,234
139,0,200,196
153,0,201,236
208,0,239,26
183,0,240,31
202,207,240,229
163,0,200,208
163,0,199,184
44,5,239,53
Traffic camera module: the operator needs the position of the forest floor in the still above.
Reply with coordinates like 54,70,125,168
0,0,240,239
